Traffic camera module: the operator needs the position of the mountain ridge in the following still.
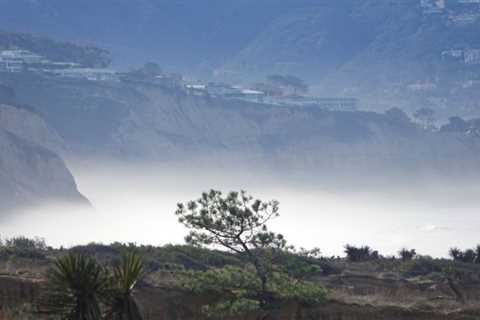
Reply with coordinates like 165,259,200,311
1,0,479,117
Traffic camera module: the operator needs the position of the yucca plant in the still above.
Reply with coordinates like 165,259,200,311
41,253,108,320
104,251,145,320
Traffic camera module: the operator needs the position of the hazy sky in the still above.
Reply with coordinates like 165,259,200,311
1,161,480,258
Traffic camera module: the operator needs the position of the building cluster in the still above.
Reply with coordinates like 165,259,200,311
420,0,480,21
407,81,438,91
0,49,43,72
265,96,358,111
183,81,357,111
0,49,116,81
0,48,357,111
464,49,480,64
442,48,480,64
420,0,446,14
448,12,480,23
185,82,265,103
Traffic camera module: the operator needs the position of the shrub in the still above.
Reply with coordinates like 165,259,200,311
463,249,477,263
399,248,416,261
344,245,379,262
318,259,343,275
0,236,48,259
180,265,327,318
402,256,443,277
449,248,462,261
449,247,479,264
4,236,47,251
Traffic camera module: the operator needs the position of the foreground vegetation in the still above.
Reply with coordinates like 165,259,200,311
1,190,480,319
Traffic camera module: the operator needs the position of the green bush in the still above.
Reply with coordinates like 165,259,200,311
398,248,416,261
0,236,48,259
401,256,443,277
180,265,327,318
449,246,480,264
344,245,379,262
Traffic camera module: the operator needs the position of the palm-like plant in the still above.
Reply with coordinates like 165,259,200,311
41,253,108,320
104,251,145,320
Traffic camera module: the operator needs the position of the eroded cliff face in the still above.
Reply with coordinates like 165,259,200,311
0,104,88,212
0,104,64,154
3,75,480,182
110,85,480,181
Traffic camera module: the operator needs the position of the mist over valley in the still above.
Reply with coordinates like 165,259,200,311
1,2,480,318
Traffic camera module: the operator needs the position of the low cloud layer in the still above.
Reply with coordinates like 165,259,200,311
1,160,479,258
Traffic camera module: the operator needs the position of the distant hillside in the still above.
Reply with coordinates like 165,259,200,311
1,73,479,184
1,0,480,116
0,0,281,71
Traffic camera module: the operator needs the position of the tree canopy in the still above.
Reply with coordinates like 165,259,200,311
176,190,326,318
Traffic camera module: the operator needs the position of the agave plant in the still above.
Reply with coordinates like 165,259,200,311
41,253,108,320
104,251,145,320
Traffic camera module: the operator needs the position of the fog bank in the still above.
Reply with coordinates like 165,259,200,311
1,161,479,258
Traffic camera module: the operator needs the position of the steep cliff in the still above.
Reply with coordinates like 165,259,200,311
3,75,480,184
0,104,87,212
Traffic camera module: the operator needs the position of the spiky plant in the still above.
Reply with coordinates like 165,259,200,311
104,251,145,320
41,253,108,320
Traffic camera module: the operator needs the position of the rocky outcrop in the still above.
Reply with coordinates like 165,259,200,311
0,104,88,212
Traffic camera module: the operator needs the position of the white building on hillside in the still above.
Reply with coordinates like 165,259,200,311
420,0,445,13
0,56,23,72
464,49,480,64
0,49,43,64
54,68,117,81
407,81,437,91
441,49,463,58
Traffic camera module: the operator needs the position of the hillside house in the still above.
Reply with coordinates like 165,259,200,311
262,96,357,111
252,83,284,97
449,13,480,24
421,0,445,13
152,73,183,88
441,49,464,59
0,56,23,72
0,49,88,75
241,89,265,99
313,98,358,111
54,68,117,81
185,84,207,96
221,89,265,103
205,83,240,97
462,80,480,88
0,49,43,64
464,49,480,64
407,81,437,91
